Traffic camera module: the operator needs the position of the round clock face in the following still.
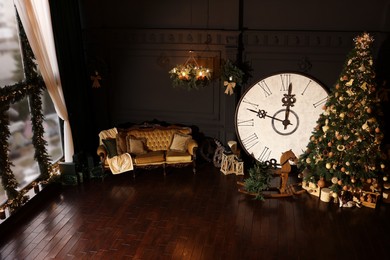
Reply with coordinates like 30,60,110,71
235,72,328,162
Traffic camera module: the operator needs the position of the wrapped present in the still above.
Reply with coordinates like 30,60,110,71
359,191,380,209
302,181,321,197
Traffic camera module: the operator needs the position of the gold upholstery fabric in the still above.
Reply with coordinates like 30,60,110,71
134,150,165,165
127,126,192,151
165,150,192,163
98,125,197,172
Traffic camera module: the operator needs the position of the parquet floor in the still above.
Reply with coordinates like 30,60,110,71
1,162,390,259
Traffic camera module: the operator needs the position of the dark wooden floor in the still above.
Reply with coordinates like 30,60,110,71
1,162,390,260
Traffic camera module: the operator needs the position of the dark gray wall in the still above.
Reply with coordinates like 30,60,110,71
79,0,390,145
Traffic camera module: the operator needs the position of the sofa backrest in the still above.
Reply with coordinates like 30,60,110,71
122,126,192,151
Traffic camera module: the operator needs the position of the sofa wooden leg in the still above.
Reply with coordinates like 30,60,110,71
193,161,196,174
163,164,166,176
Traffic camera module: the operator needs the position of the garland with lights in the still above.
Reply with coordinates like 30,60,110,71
221,59,244,95
0,14,53,213
169,51,212,90
220,59,252,95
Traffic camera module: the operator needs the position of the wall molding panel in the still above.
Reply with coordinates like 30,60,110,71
84,28,388,144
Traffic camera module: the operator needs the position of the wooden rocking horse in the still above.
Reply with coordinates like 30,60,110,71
238,149,306,198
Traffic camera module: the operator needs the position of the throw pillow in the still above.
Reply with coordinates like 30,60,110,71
116,131,128,155
126,135,148,155
169,133,191,152
102,138,118,158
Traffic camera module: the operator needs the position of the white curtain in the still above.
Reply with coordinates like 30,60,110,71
14,0,74,162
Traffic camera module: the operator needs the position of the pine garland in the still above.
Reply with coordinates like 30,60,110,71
0,13,53,213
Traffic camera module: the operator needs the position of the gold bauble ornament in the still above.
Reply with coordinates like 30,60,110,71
384,176,388,182
326,163,332,169
362,122,369,131
322,125,329,132
368,118,376,123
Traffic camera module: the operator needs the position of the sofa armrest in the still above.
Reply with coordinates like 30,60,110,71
97,144,107,163
187,139,198,156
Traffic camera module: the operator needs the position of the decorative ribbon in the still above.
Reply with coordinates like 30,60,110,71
224,81,236,95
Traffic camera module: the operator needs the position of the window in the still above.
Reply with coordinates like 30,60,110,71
0,0,63,204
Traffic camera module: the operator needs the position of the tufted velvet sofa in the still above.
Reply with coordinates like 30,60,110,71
97,124,198,176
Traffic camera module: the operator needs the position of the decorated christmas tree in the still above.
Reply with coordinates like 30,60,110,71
299,32,387,193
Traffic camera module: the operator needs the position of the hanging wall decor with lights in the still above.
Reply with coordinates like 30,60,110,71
221,59,244,95
169,51,212,90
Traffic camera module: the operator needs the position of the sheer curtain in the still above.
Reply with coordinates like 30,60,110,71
14,0,74,162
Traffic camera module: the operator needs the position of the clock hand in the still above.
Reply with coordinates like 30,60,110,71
283,107,291,129
281,83,296,129
247,108,292,125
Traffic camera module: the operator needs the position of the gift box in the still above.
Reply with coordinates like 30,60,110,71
359,191,381,209
59,162,80,186
302,181,321,197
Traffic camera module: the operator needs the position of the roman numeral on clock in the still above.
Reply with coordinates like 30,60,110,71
257,80,272,97
237,118,254,127
241,133,259,150
258,146,271,162
301,79,313,95
242,97,259,110
280,74,291,91
313,96,328,108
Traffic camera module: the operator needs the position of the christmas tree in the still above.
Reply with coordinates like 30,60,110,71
299,32,387,193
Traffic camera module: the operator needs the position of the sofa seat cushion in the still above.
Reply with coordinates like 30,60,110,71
134,150,165,165
165,150,192,163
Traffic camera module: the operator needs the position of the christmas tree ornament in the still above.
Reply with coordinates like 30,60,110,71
318,178,326,188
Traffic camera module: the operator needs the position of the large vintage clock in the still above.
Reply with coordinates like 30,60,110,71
235,72,329,163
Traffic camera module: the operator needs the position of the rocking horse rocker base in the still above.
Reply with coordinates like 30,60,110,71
238,150,306,198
